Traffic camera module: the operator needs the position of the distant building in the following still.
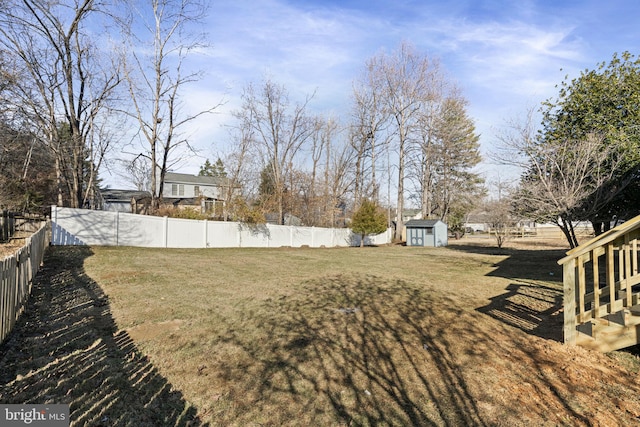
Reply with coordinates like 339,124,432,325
99,189,151,214
405,219,448,247
160,172,237,218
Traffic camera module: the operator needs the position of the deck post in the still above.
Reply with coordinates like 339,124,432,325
563,258,577,345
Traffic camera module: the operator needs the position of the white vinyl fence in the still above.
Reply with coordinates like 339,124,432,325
51,206,392,248
1,221,50,344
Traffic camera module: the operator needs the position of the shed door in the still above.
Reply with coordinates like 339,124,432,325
409,228,424,246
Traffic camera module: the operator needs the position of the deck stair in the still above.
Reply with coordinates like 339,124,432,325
558,215,640,352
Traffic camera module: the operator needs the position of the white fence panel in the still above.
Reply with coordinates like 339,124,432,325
266,225,293,247
206,221,239,248
370,228,394,246
239,224,270,247
167,218,207,248
52,207,115,245
290,226,313,247
117,212,166,247
320,228,352,247
51,206,392,248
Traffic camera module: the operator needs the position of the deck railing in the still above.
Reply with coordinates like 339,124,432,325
558,215,640,348
0,221,50,344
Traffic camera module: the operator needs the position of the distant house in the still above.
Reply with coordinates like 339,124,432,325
464,212,492,233
99,189,151,214
161,172,235,217
402,209,423,222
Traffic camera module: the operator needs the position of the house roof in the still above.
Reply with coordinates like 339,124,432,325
165,172,229,186
100,189,151,202
405,219,445,228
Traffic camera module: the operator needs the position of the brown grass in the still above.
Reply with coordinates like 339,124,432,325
4,236,640,426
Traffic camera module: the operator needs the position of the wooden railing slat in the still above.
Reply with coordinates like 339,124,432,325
563,258,577,345
607,243,616,314
578,260,586,323
593,251,600,317
633,239,638,276
625,234,632,307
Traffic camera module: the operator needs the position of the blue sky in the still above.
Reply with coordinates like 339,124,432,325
158,0,640,188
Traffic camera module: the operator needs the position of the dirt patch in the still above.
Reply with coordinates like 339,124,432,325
0,240,26,259
127,319,186,342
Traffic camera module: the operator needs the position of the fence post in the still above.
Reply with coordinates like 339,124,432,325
203,220,208,248
1,210,6,242
115,211,120,246
1,259,7,341
163,216,169,248
51,205,57,245
290,226,294,247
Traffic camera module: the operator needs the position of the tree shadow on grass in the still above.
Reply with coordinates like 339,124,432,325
218,274,488,426
448,243,567,343
476,281,564,342
0,246,204,427
212,273,613,426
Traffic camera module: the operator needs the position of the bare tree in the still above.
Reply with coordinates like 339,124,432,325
0,122,57,210
222,114,256,221
361,42,442,240
0,0,121,208
120,0,218,211
485,197,517,249
235,79,315,225
350,62,388,206
117,155,152,191
297,116,342,226
324,138,356,227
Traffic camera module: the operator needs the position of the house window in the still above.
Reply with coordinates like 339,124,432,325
425,227,434,235
171,184,184,196
194,185,200,196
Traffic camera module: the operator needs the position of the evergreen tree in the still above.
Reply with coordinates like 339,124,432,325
539,51,640,233
199,158,227,178
431,96,485,223
351,199,387,247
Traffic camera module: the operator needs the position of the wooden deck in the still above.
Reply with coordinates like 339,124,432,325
558,215,640,352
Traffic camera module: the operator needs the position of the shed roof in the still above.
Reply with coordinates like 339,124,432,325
405,219,445,228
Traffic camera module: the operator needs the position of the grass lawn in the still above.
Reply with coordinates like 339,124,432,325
3,237,640,426
80,238,640,426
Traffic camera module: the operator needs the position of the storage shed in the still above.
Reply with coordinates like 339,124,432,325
405,219,448,247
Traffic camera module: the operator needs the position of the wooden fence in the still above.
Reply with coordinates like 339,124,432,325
0,211,16,242
0,221,50,345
